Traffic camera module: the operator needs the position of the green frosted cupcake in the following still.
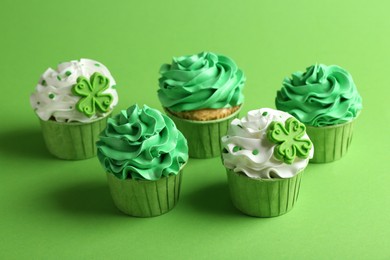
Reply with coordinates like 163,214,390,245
30,58,119,160
221,108,313,217
275,64,362,163
97,104,188,217
158,51,245,159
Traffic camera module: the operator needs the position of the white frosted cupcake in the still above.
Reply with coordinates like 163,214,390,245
30,58,118,159
221,108,313,217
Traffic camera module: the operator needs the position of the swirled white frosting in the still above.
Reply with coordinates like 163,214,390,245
30,58,118,123
221,108,313,179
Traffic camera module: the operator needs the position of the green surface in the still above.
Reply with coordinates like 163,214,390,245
0,0,389,259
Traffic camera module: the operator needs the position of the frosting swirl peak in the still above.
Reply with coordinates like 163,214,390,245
158,52,245,112
275,64,362,127
97,104,188,181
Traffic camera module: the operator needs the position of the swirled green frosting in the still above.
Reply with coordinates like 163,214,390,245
158,52,245,112
97,104,188,181
275,64,362,127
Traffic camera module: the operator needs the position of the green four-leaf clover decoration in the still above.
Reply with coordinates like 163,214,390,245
267,117,313,164
72,72,113,117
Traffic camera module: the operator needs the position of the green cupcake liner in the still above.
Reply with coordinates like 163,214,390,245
306,119,355,163
164,107,241,159
226,169,303,217
39,116,108,160
107,171,183,217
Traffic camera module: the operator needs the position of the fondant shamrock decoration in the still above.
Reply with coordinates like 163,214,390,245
267,117,312,164
72,72,113,117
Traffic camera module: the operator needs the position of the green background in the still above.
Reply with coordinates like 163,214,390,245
1,0,389,259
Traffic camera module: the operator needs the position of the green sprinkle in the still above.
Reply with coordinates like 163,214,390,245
94,63,100,67
262,111,268,116
65,71,72,76
37,101,40,105
69,106,73,109
233,146,240,152
41,80,47,86
57,75,61,81
252,149,259,155
48,93,55,99
237,124,243,128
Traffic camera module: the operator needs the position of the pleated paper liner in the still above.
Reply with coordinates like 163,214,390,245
306,119,355,163
107,171,183,217
226,169,303,217
39,116,109,160
164,107,242,159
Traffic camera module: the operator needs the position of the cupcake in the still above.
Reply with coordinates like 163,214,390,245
158,51,245,158
30,58,118,160
97,104,188,217
221,108,313,217
275,64,362,163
